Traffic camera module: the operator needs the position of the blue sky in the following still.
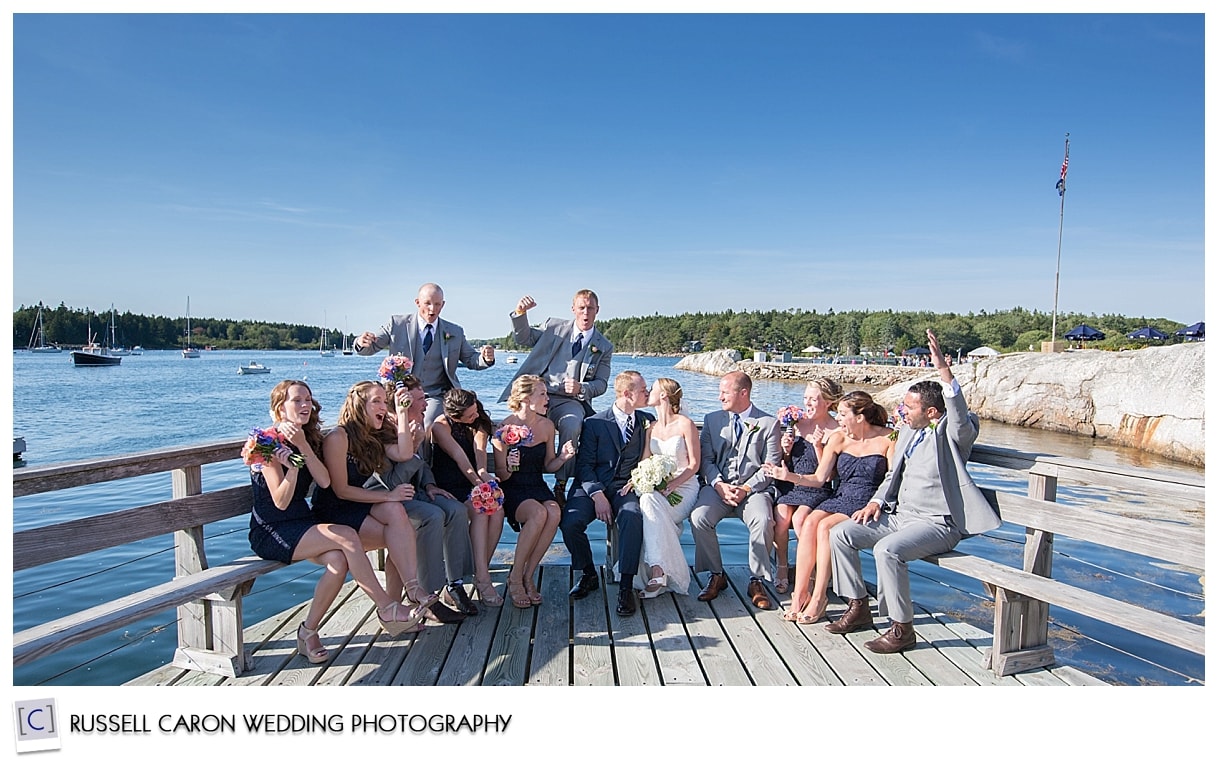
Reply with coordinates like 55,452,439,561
8,11,1208,339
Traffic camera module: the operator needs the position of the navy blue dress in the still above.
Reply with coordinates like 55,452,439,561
432,420,479,503
310,456,376,532
499,443,554,531
775,437,834,509
815,452,888,516
248,458,316,564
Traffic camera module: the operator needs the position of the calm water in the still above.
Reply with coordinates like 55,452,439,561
11,350,1205,685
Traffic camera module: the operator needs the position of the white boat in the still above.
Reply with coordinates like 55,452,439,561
341,316,354,355
505,355,518,364
27,302,61,353
71,309,122,367
318,311,335,357
182,298,200,358
130,346,144,355
237,361,271,375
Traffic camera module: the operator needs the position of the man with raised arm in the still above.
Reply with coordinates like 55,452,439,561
354,283,496,429
498,290,613,503
824,329,1000,653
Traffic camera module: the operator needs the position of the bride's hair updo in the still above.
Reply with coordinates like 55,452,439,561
655,377,683,414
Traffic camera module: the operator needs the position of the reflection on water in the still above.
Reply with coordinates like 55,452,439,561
11,352,1205,686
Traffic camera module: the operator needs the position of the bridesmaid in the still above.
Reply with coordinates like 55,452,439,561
431,389,503,607
492,374,576,608
311,380,437,631
246,380,421,663
765,391,896,624
772,378,842,592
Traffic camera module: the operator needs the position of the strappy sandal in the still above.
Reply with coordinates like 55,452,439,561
797,598,828,625
523,576,543,605
473,578,503,607
404,581,439,611
377,602,424,636
774,563,791,594
507,579,532,609
297,622,329,663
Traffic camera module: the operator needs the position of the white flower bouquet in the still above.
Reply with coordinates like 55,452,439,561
629,454,683,506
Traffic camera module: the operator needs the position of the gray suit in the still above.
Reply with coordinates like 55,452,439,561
358,313,494,427
386,457,473,592
498,312,613,482
829,384,1000,623
689,405,781,580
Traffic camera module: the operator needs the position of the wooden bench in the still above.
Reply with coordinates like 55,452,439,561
924,487,1205,676
13,483,285,676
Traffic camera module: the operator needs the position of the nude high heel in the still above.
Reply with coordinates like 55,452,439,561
297,622,329,663
473,578,503,607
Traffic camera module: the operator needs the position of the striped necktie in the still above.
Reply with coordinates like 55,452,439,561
624,414,634,444
733,413,743,444
905,427,928,459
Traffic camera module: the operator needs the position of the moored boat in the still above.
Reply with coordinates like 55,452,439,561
182,297,200,358
27,302,61,353
71,309,122,367
237,361,271,375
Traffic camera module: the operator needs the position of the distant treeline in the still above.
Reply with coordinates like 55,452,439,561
500,307,1191,357
16,302,1190,355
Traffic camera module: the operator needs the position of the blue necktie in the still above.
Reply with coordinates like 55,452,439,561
733,413,743,444
422,324,434,354
572,333,584,357
624,414,634,444
905,427,928,459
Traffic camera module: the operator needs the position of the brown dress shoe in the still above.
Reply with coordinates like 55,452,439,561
697,572,729,602
824,598,873,634
747,578,773,610
864,621,916,654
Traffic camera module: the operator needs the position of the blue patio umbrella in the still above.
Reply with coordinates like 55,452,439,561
1065,324,1106,341
1176,322,1204,340
902,346,930,356
1127,327,1168,340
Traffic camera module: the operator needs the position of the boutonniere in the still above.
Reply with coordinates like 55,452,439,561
887,428,899,441
589,345,601,355
743,421,760,435
928,421,938,431
643,419,651,430
443,331,453,342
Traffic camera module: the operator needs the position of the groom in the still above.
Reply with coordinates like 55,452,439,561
560,371,652,616
690,370,781,609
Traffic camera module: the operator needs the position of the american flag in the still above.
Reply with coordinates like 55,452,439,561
1056,139,1070,196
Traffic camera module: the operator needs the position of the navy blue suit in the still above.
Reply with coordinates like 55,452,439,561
561,406,654,577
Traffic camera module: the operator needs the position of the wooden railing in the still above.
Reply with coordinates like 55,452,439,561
12,438,1205,678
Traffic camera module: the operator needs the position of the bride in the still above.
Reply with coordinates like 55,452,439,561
630,377,699,597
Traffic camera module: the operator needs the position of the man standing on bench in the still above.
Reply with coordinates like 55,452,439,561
824,329,1000,653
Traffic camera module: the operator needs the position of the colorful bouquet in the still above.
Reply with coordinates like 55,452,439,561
378,354,415,389
470,479,504,514
777,405,805,431
241,427,305,469
629,454,683,507
494,425,534,471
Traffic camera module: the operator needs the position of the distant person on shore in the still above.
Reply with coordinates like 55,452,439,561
310,381,439,632
689,370,781,609
765,390,896,624
381,376,477,623
354,283,496,429
492,374,576,608
498,290,613,503
822,330,1000,653
771,378,843,593
562,371,653,616
246,380,428,662
431,388,503,608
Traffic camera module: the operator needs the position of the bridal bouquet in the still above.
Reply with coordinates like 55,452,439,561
470,479,504,515
378,355,415,390
494,424,534,471
776,405,805,432
629,454,683,506
241,427,305,470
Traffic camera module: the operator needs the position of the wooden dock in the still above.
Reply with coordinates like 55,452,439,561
128,564,1104,687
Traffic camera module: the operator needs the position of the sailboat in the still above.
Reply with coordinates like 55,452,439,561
182,297,200,358
318,312,335,357
72,308,122,366
27,302,61,353
341,316,354,355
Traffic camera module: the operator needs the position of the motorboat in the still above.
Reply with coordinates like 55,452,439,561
237,361,271,375
71,308,122,366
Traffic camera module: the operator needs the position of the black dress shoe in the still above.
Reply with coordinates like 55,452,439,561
616,588,637,616
445,583,478,616
426,601,467,625
569,572,600,599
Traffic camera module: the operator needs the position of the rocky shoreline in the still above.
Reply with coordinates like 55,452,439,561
675,345,1205,466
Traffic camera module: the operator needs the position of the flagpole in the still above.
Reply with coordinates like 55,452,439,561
1050,133,1070,346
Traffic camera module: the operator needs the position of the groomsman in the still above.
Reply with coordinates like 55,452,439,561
355,283,496,429
560,371,652,616
825,329,1000,653
498,290,613,501
689,371,781,609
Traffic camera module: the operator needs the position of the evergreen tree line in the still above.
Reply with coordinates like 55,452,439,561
16,302,1192,355
500,306,1192,357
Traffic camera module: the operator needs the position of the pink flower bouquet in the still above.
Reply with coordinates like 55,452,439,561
470,479,504,514
776,405,805,431
378,354,415,389
494,424,534,471
241,427,305,469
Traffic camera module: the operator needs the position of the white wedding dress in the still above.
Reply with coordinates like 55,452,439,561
633,434,697,596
